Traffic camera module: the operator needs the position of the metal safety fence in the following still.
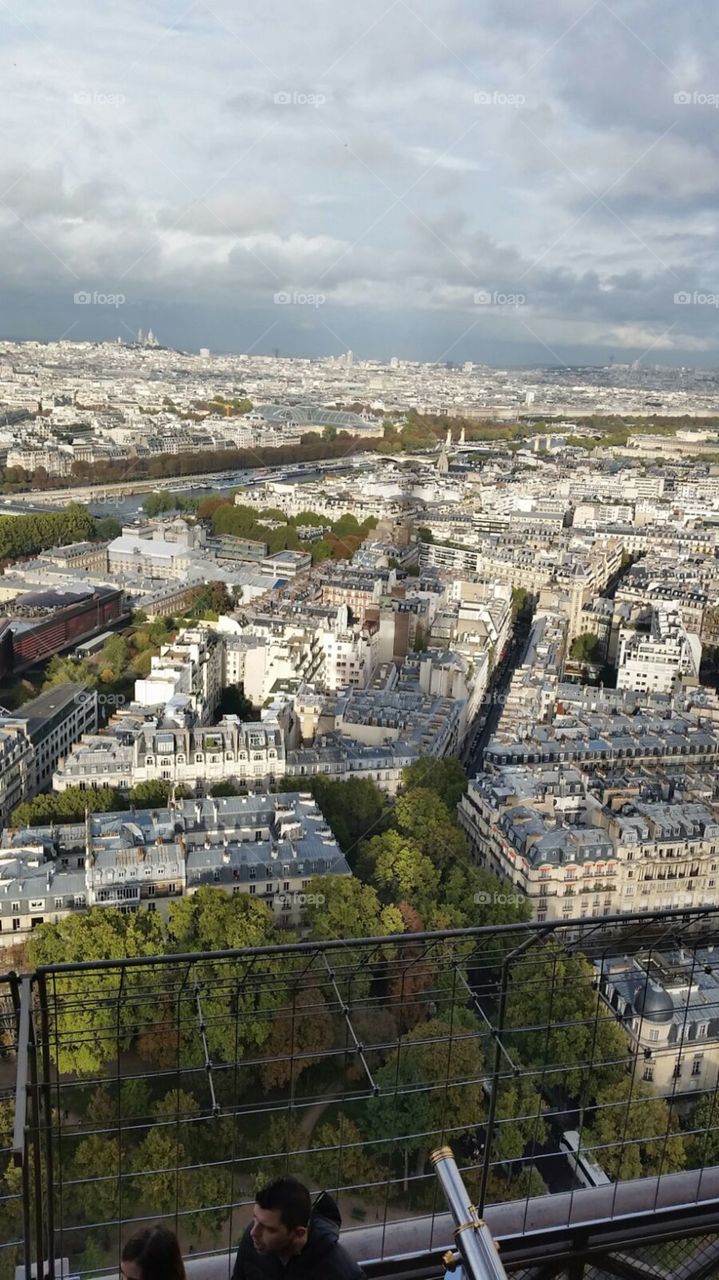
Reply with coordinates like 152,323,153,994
8,907,719,1280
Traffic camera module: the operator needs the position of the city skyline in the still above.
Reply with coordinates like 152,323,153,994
0,1,717,365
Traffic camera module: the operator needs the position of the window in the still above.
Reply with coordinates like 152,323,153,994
12,918,21,932
249,885,256,894
673,1060,682,1079
649,1028,661,1042
692,1056,703,1076
283,881,290,891
643,1066,654,1082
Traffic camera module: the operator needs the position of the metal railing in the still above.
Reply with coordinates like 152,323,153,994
0,971,21,1280
8,907,719,1280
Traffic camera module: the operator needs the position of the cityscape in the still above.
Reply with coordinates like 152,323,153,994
0,341,718,1279
2,0,719,1275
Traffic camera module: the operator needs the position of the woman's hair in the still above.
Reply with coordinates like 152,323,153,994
121,1227,186,1280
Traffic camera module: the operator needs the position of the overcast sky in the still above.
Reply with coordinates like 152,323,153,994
1,0,718,365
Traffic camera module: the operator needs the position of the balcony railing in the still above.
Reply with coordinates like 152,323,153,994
7,908,719,1280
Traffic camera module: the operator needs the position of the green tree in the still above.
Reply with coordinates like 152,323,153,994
0,1101,22,1279
435,864,532,929
12,784,125,827
504,940,629,1101
589,1080,686,1179
570,633,601,663
331,513,361,537
364,830,441,918
27,908,168,1074
307,1117,385,1192
304,875,403,941
685,1091,719,1167
42,654,96,690
310,537,334,563
363,1018,485,1173
393,787,468,873
167,886,275,952
208,780,243,797
311,776,389,862
219,683,255,719
94,515,122,540
511,587,531,619
98,633,129,683
259,985,336,1090
65,1133,121,1227
402,757,467,812
128,779,173,808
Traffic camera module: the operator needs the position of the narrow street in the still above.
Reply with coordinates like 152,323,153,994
461,610,534,774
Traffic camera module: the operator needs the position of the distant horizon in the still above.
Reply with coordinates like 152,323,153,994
0,332,716,377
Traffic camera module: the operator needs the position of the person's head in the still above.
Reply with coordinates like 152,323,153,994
250,1177,311,1258
121,1226,185,1280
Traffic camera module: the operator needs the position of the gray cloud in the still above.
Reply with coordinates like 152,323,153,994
0,0,715,364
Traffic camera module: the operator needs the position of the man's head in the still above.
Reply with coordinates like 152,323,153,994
250,1177,312,1259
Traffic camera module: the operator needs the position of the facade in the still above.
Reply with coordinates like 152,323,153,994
617,607,702,696
53,715,285,791
0,683,99,796
0,726,34,827
260,549,312,578
459,762,719,922
5,586,127,672
0,792,350,944
599,949,719,1097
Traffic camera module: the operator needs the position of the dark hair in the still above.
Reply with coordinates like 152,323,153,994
121,1226,185,1280
256,1176,311,1231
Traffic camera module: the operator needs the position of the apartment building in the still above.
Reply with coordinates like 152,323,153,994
53,715,285,791
617,607,702,696
0,792,349,944
134,628,222,722
0,726,34,827
599,948,719,1097
459,763,719,923
0,683,98,796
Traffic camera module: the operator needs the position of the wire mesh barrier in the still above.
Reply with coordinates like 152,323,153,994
10,907,719,1279
0,972,21,1280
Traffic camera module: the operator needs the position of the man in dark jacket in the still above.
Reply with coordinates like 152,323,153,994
232,1177,364,1279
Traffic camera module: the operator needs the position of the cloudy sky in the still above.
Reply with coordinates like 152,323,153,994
1,0,718,364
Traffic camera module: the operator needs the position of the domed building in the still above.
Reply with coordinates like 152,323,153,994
632,980,674,1025
598,949,719,1095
